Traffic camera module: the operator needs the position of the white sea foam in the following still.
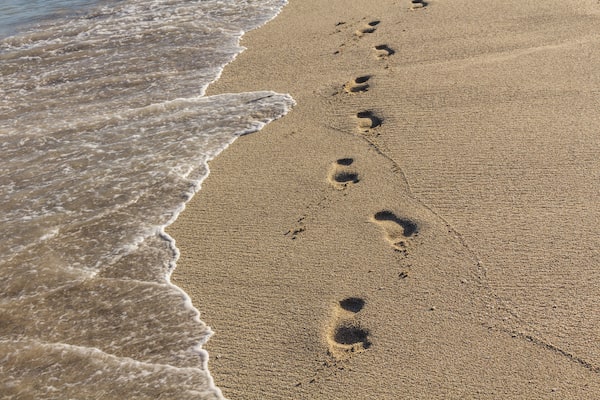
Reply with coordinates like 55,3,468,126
0,0,292,398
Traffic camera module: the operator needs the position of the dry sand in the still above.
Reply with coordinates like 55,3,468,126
167,0,600,398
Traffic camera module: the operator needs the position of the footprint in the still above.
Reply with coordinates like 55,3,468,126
371,210,418,250
354,20,380,37
344,75,371,94
373,44,395,59
410,0,427,10
327,297,371,360
356,110,382,131
332,324,370,350
339,297,366,313
327,158,360,189
336,158,354,166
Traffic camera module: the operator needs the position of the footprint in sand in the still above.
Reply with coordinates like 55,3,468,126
409,0,427,10
356,110,382,132
328,158,360,189
327,297,371,360
373,44,395,59
354,20,380,37
371,210,418,251
344,75,371,94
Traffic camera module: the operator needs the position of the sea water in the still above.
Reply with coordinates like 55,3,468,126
0,0,293,398
0,0,101,37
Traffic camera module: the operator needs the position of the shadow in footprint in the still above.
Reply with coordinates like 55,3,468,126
327,298,371,360
356,110,382,131
374,210,418,237
410,0,428,9
334,324,371,348
333,171,360,185
344,75,371,93
336,158,354,166
374,44,395,58
372,210,418,251
339,297,365,313
328,158,360,190
355,20,380,37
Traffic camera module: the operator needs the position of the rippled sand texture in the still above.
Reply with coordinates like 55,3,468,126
0,0,292,398
169,0,600,398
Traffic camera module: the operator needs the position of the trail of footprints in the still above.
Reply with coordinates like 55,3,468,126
322,1,567,373
317,0,583,375
334,18,395,60
324,7,425,362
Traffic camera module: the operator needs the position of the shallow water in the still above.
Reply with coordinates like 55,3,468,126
0,0,103,37
0,0,292,398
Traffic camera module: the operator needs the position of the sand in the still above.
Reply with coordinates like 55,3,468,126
166,0,600,398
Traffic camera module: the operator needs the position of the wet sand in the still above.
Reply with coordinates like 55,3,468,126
167,0,600,398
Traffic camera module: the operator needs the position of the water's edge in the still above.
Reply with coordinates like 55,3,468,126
152,3,294,398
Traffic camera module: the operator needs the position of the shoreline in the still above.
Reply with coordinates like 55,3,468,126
167,0,600,398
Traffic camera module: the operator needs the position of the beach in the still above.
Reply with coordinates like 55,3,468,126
167,0,600,398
